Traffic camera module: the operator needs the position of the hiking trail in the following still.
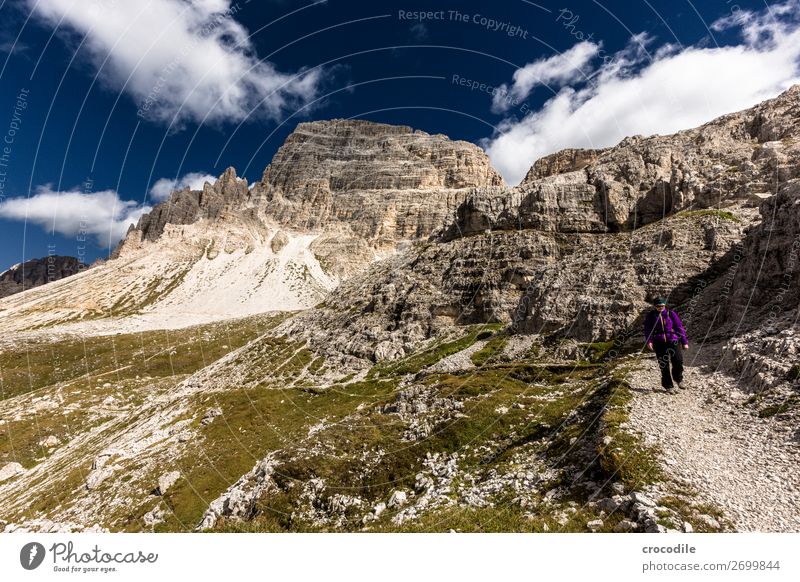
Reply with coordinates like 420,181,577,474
624,343,800,532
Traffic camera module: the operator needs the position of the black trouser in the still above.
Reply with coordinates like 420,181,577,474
653,340,683,388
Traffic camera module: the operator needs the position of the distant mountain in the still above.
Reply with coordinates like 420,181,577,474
1,87,799,534
0,121,502,334
0,256,86,299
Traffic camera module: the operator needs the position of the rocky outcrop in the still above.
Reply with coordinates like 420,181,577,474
0,462,24,483
252,119,505,244
3,121,510,332
448,86,800,236
714,180,800,393
281,86,800,359
262,119,503,194
524,147,604,181
108,121,507,293
117,120,505,258
280,229,559,363
120,167,248,245
285,204,751,363
726,180,800,315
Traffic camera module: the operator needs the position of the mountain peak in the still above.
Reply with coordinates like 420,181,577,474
293,118,418,137
118,119,505,254
260,118,504,195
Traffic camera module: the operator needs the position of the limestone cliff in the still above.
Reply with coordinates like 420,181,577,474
1,120,506,333
119,120,504,254
449,85,800,236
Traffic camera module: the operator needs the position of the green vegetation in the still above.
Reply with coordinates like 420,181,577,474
366,504,616,533
209,354,626,533
0,313,287,402
154,376,402,531
0,314,288,472
758,396,799,418
584,339,615,362
657,495,729,532
308,356,326,375
597,371,665,489
470,333,509,366
368,323,503,378
2,316,734,533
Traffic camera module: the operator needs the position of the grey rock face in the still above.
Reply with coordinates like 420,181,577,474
524,147,604,181
254,119,505,242
123,167,247,245
289,202,750,360
0,256,86,299
448,85,800,236
118,121,504,255
100,88,800,358
269,230,289,253
296,86,800,356
262,119,503,194
727,181,800,315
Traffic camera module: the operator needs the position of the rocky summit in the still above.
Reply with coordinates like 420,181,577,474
0,88,799,534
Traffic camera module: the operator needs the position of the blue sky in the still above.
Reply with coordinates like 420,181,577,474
0,0,798,271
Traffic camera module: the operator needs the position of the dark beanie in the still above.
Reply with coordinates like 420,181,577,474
653,297,667,305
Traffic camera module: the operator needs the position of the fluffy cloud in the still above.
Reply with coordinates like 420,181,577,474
28,0,324,126
149,172,216,201
0,186,151,247
484,1,800,185
491,41,598,113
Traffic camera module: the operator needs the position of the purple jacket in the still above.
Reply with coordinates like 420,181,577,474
643,308,688,345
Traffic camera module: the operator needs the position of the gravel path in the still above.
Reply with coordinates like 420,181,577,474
625,345,800,532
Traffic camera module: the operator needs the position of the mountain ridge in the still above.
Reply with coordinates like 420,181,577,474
0,255,87,299
0,86,799,534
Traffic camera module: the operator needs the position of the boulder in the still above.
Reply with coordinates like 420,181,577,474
157,471,181,495
387,490,408,508
0,462,24,483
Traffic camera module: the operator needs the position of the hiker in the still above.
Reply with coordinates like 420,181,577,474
643,297,689,391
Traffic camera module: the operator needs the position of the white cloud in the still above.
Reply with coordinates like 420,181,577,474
28,0,324,126
491,41,599,113
0,186,151,248
0,41,29,55
484,0,800,185
149,172,216,202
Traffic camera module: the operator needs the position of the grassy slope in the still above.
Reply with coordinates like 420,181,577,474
208,331,720,533
1,319,725,532
0,314,288,482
